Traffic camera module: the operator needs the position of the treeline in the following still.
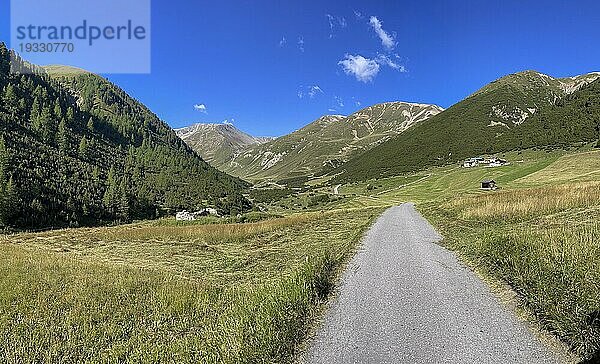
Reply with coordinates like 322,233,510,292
0,43,251,229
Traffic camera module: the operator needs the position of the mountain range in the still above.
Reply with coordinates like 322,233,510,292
177,70,600,185
2,39,599,229
180,102,443,182
175,122,273,165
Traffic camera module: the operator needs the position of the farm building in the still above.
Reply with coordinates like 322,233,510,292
464,156,509,168
463,158,479,168
176,208,220,221
480,179,497,190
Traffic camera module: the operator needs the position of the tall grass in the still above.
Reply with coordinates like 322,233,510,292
448,181,600,220
0,245,342,363
429,181,600,359
449,224,600,358
0,208,382,363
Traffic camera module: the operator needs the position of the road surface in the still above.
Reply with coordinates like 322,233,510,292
304,204,562,364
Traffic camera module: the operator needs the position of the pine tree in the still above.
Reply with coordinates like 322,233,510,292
66,107,74,124
0,138,13,227
118,178,130,221
39,105,54,141
57,119,69,153
29,97,40,127
2,83,18,119
87,117,94,132
53,98,62,119
2,177,18,226
78,136,88,159
103,167,118,216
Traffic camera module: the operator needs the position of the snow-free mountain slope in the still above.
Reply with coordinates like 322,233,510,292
175,123,273,164
208,102,443,182
336,71,600,182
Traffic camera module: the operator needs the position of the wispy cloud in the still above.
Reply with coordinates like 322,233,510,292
327,14,347,38
298,85,324,99
194,104,207,113
377,54,406,72
334,95,344,107
309,85,323,98
279,36,286,47
338,54,380,82
354,10,364,20
298,36,305,52
369,16,395,50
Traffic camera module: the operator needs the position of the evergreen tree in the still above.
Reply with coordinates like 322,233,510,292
0,138,14,227
103,167,118,215
53,98,62,119
29,97,40,127
66,106,74,124
57,119,69,153
78,136,88,159
2,83,18,118
118,178,130,221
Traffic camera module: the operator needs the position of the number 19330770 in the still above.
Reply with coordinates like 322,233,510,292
19,43,75,53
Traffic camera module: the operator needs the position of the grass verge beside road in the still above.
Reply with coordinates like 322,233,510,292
424,182,600,360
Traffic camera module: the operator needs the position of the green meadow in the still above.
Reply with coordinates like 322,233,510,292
1,147,599,362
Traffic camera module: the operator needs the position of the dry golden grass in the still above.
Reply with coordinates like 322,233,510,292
0,207,383,363
447,181,600,220
428,178,600,359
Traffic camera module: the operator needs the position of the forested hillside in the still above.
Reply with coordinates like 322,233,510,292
335,71,600,182
0,44,250,229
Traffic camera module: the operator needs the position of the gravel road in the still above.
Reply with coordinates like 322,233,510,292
304,204,562,364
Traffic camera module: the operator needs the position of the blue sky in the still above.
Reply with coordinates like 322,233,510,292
2,0,600,136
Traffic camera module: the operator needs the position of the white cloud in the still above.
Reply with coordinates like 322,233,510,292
354,10,364,20
334,95,344,107
327,14,347,38
194,104,207,113
328,108,337,112
279,36,286,47
298,36,305,52
298,85,324,99
377,54,406,72
338,54,380,82
308,85,323,98
369,16,395,50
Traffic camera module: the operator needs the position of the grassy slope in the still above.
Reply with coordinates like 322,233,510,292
0,208,383,363
335,73,600,183
217,102,442,183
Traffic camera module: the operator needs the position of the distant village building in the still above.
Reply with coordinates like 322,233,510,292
176,211,196,221
176,208,220,221
463,156,509,168
481,179,497,190
463,158,479,168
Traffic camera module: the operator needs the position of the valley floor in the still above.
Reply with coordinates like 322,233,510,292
0,147,598,362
